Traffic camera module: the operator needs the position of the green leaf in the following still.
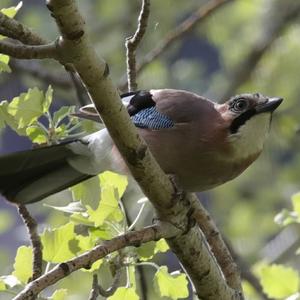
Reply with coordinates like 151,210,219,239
0,100,20,132
26,125,48,144
50,289,68,300
292,192,300,215
41,222,77,263
108,287,139,300
0,2,22,18
0,54,10,73
137,242,156,261
87,185,123,227
259,264,299,299
7,88,45,128
12,246,33,284
53,105,75,127
89,226,114,240
155,239,169,253
137,239,169,261
43,85,53,113
99,171,128,199
154,266,188,300
71,177,101,209
0,278,6,291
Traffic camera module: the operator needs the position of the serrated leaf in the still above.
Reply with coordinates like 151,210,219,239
71,177,100,209
50,289,68,300
87,185,123,227
292,192,300,216
0,54,11,73
259,264,299,299
99,171,128,199
12,246,33,284
26,125,48,144
53,106,75,127
154,266,188,300
108,287,139,300
7,88,45,128
46,201,86,214
41,223,77,263
0,278,6,291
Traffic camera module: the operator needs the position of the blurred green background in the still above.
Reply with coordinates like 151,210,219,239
0,0,300,299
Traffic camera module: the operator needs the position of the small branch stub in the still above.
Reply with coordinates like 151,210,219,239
125,0,150,91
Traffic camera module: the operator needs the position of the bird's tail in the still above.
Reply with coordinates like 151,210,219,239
0,142,92,204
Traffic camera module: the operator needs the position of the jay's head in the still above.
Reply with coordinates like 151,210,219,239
217,93,283,158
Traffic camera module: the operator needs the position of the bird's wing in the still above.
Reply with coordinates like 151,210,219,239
76,89,215,130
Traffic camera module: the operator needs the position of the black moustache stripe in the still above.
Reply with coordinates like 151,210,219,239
230,109,256,134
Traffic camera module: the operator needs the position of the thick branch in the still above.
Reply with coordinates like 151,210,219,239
0,11,47,45
125,0,150,91
14,224,176,300
17,205,43,281
119,0,233,90
0,40,58,59
42,1,243,299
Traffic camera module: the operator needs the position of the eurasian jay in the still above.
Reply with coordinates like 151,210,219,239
0,89,282,204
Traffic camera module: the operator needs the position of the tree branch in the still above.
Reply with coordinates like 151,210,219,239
191,196,242,291
0,40,58,59
14,224,177,300
41,0,244,298
119,0,233,90
0,11,47,45
17,205,43,281
125,0,150,91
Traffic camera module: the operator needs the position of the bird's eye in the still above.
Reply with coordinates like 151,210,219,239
233,99,248,111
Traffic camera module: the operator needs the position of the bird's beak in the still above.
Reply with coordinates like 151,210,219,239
255,97,283,114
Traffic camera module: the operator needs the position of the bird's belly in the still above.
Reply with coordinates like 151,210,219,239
158,155,256,192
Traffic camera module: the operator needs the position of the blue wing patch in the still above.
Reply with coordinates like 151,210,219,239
131,106,174,129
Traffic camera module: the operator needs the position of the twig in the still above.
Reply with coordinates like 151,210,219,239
17,205,43,281
96,268,122,297
125,0,150,91
0,11,47,45
88,275,99,300
119,0,233,90
13,223,178,300
68,71,92,105
0,40,58,59
191,196,242,291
